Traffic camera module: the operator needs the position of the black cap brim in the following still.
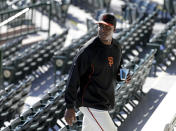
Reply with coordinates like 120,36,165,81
95,21,114,27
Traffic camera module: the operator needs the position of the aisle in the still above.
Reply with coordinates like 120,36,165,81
118,61,176,131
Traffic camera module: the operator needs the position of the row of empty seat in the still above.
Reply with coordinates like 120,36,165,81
0,37,23,61
122,0,158,24
2,30,68,84
0,80,66,131
0,76,33,127
148,15,176,71
116,10,158,64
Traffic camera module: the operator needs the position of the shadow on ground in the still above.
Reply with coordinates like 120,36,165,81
118,88,167,131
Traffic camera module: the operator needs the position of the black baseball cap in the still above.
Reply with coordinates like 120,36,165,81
96,13,116,28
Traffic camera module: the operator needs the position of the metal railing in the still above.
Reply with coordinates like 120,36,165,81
0,2,51,42
0,50,2,89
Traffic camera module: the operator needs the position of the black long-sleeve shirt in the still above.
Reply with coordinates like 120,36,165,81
65,36,122,110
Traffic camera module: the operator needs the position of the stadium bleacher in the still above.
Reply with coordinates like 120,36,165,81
148,15,176,71
0,76,33,127
2,30,68,84
0,0,176,131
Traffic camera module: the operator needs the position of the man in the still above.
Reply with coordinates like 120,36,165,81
64,13,130,131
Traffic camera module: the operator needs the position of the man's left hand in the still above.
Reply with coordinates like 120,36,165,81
125,74,131,83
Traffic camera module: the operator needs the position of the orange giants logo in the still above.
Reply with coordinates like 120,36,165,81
108,57,113,67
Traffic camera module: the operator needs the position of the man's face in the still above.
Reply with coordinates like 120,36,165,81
98,23,114,41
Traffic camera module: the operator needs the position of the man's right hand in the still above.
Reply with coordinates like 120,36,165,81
64,108,76,126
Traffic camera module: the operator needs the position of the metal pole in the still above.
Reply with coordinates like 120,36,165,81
0,8,29,27
0,50,3,89
54,62,56,86
48,1,52,37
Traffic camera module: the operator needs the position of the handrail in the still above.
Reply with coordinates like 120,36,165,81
0,8,29,27
0,50,2,89
0,1,51,41
0,2,50,15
